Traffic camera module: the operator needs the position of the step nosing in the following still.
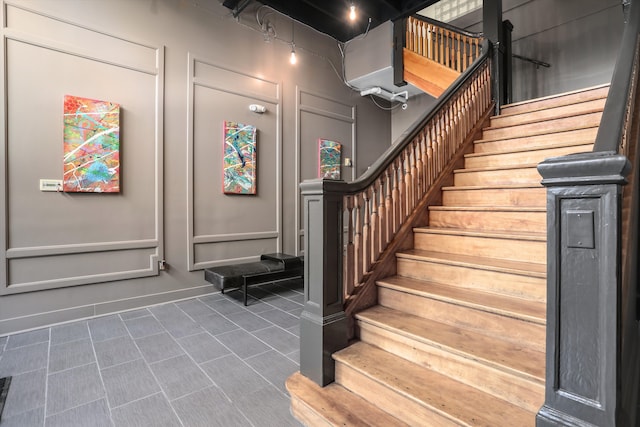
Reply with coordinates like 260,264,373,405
412,227,546,241
476,125,600,144
454,164,540,173
482,111,602,132
489,108,604,128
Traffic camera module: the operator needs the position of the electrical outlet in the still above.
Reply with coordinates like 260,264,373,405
40,179,62,192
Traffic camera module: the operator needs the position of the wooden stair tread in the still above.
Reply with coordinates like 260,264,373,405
397,249,546,277
357,305,545,380
286,372,409,427
429,205,546,212
489,103,604,128
376,276,546,324
465,140,594,159
413,226,546,242
480,112,602,142
442,184,542,190
501,84,609,115
334,342,536,426
474,130,598,146
454,163,539,174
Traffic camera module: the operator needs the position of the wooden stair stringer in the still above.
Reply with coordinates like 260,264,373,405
403,48,461,98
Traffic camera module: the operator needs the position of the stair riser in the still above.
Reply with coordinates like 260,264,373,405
500,86,609,115
396,257,545,301
290,397,333,427
464,143,593,169
481,112,602,141
454,167,541,186
474,128,598,154
442,187,546,207
413,233,545,264
357,323,545,413
378,287,545,352
335,363,458,427
489,98,605,128
428,209,546,233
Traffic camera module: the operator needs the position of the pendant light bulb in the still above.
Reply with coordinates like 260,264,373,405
349,4,356,21
290,44,297,65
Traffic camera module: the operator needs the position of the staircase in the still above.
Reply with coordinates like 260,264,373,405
287,84,609,426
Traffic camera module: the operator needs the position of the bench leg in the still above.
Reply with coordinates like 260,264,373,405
243,281,248,306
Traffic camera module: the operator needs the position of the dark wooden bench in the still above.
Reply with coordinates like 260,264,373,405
204,253,303,305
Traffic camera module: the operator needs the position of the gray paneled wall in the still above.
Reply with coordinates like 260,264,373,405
449,0,623,102
0,0,391,334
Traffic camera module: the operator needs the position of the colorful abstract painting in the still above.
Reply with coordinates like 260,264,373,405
223,121,257,194
63,95,120,193
318,139,341,180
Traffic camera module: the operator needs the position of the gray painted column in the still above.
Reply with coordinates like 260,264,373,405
299,179,348,386
536,152,631,427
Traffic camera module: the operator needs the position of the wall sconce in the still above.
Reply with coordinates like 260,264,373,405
249,104,267,113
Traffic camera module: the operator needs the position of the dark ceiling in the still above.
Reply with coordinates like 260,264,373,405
223,0,438,42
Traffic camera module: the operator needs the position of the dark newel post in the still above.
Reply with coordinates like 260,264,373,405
299,179,348,386
502,20,513,105
393,18,407,88
483,0,505,113
536,152,631,427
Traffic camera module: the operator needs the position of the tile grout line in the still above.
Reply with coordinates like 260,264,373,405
43,327,52,426
87,320,116,426
131,308,186,427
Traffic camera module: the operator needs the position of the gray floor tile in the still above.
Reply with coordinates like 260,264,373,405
88,315,128,343
242,298,276,314
135,332,184,364
44,398,111,427
216,329,270,359
252,325,299,355
149,304,204,338
245,350,299,394
123,316,164,339
0,406,44,427
93,335,141,369
149,355,212,400
263,296,303,313
177,332,230,364
289,293,305,304
101,358,160,408
287,307,304,317
48,339,95,373
171,387,250,427
201,297,246,316
46,363,105,416
287,324,300,337
5,330,48,350
237,386,302,427
111,393,181,427
257,309,300,329
0,342,48,377
119,308,150,320
1,368,46,419
200,354,271,400
50,322,89,346
197,312,240,336
225,311,272,332
286,349,300,364
197,294,225,305
175,299,216,321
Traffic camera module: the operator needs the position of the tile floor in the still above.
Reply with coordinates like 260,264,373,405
0,281,304,427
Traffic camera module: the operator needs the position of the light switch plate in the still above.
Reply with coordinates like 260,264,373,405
40,179,62,192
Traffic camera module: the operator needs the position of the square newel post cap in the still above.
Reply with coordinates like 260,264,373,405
537,151,631,187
